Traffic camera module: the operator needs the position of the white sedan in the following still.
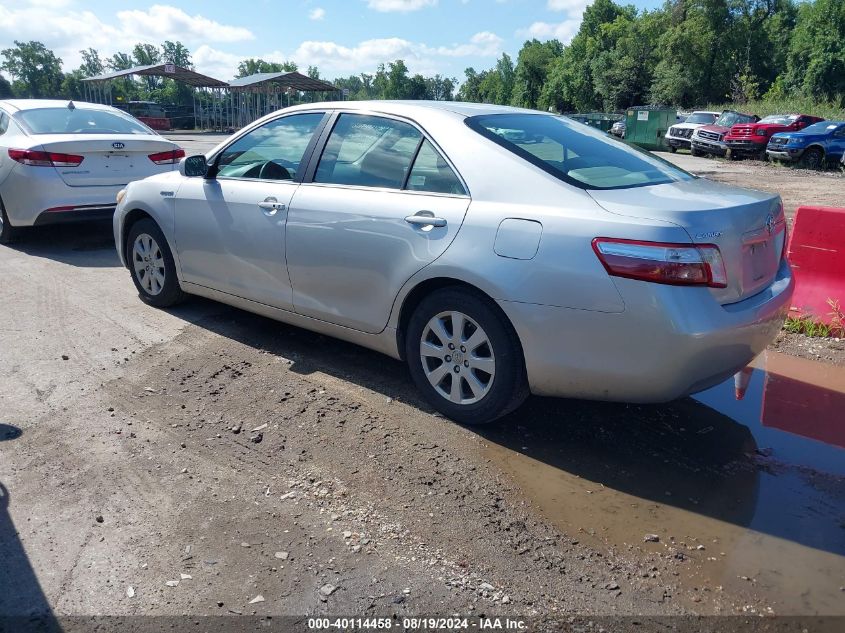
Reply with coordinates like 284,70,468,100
0,99,184,243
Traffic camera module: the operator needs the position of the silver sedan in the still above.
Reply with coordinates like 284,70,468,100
113,101,793,424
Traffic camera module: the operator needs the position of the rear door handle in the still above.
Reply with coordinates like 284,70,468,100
405,212,446,228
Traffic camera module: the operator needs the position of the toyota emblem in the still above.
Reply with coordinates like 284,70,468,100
765,214,775,235
112,142,125,150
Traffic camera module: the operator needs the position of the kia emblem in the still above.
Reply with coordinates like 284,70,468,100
112,142,125,150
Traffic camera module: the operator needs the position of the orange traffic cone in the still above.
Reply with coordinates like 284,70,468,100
734,366,754,400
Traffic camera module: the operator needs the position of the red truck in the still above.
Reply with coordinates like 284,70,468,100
724,113,824,160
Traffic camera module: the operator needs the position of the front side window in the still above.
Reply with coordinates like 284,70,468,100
16,107,152,135
468,113,692,190
315,114,422,189
216,112,324,180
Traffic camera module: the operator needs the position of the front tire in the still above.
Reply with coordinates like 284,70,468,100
668,145,677,154
0,200,21,245
126,218,185,307
405,287,528,425
802,147,824,170
691,147,703,157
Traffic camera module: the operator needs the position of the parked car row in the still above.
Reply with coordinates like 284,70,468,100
669,109,844,169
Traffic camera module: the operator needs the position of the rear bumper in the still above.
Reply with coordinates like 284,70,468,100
725,139,767,155
691,139,726,155
499,258,793,402
34,204,116,225
0,166,124,227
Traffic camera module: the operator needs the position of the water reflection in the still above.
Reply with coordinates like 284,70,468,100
481,350,845,614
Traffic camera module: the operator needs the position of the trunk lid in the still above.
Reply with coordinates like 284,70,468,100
588,179,786,305
34,135,178,186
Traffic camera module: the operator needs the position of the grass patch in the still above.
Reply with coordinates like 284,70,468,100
783,299,845,338
702,97,845,121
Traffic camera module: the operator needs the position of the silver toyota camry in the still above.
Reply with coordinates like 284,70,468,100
113,101,793,424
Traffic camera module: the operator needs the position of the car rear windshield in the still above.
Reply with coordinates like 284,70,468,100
15,107,152,135
685,112,717,124
715,112,755,127
466,113,692,190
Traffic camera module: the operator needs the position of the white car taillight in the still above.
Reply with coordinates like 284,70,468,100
148,149,186,165
592,238,728,288
8,148,84,167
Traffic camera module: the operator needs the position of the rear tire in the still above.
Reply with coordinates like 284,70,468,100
802,147,824,171
405,287,528,425
126,218,185,308
0,200,21,245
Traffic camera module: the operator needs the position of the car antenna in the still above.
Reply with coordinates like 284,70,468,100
67,100,76,110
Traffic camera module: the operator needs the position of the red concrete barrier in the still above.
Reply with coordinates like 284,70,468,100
786,206,845,324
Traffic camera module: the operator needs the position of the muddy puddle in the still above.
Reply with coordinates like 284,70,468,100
483,350,845,614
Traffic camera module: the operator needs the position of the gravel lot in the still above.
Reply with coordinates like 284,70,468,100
1,134,843,629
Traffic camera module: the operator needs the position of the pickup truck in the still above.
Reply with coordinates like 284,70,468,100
725,113,824,160
690,110,759,157
767,120,845,169
665,111,719,152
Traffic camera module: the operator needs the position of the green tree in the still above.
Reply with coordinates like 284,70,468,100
0,40,64,98
236,58,297,77
511,39,563,109
783,0,845,104
385,60,410,98
161,41,192,68
79,48,104,77
0,75,13,98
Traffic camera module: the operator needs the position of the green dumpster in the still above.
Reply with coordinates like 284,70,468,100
624,107,676,150
583,113,620,133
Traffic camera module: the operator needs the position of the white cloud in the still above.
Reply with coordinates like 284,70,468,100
366,0,437,13
309,7,326,20
0,3,254,76
289,31,502,76
547,0,590,11
517,20,581,44
115,5,254,43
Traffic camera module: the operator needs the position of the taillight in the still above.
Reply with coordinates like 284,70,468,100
592,238,728,288
148,149,185,165
8,148,84,167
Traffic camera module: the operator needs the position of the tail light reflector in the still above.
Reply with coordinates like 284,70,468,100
148,149,185,165
8,148,84,167
592,238,728,288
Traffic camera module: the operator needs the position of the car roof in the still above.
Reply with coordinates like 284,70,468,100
283,100,544,119
0,99,117,112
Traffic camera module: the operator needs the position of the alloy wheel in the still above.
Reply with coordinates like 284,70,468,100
132,233,166,296
420,310,495,405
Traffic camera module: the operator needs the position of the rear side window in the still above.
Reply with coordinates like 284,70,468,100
16,107,152,135
315,114,422,189
0,112,8,135
407,139,466,195
467,113,692,190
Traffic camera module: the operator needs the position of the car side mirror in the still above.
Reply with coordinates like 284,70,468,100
180,155,209,178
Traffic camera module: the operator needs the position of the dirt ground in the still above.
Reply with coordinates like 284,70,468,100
1,137,843,631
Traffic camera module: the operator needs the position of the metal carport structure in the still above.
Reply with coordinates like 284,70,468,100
226,71,339,128
81,64,230,131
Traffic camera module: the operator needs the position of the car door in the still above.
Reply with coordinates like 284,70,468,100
829,125,845,160
286,112,470,334
175,111,326,310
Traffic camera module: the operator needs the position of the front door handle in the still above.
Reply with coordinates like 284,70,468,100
405,212,446,228
258,197,286,216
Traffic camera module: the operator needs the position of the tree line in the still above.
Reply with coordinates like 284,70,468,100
1,0,842,112
459,0,844,111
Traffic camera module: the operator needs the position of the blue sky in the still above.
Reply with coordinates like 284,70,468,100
0,0,663,81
